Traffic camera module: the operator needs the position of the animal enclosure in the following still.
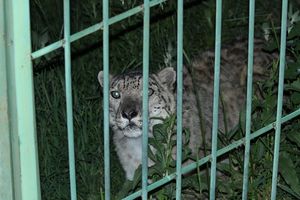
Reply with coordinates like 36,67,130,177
1,0,300,200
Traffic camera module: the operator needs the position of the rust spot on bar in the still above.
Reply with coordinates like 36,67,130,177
272,122,276,129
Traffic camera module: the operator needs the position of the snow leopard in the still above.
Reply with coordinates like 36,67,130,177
97,39,274,180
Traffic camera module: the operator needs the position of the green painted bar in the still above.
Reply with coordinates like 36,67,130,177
142,0,150,199
123,108,300,200
5,0,41,199
63,0,77,199
271,0,288,199
103,0,111,199
210,0,222,199
31,0,166,60
242,0,255,199
175,0,184,199
0,1,13,199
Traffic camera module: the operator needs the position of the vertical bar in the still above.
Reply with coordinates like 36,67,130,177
102,0,111,199
142,0,150,199
0,1,14,199
175,0,184,199
209,0,222,199
241,0,255,199
271,0,288,199
63,0,77,199
5,0,41,199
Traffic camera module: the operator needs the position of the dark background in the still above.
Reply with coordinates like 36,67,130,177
30,0,300,199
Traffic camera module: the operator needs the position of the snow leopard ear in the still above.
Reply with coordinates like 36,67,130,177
97,71,112,87
157,67,176,90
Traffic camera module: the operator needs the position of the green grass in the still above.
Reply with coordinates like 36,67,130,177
31,0,300,199
35,67,126,200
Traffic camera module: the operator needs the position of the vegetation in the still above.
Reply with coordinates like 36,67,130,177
31,0,300,199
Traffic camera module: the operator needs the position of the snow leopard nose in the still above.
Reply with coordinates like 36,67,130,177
121,110,138,121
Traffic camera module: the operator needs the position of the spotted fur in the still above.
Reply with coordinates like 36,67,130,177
97,39,274,180
98,68,176,180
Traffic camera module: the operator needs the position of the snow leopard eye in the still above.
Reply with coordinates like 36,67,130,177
111,91,121,99
148,88,154,96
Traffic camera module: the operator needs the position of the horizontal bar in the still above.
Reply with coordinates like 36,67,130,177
31,0,166,59
123,108,300,200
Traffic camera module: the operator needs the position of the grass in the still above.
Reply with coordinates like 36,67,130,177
35,65,126,200
30,0,300,199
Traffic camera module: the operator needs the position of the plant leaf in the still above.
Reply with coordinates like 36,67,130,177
279,152,300,196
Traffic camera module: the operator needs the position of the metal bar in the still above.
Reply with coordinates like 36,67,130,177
0,1,13,199
210,0,222,199
142,0,150,199
123,108,300,200
102,0,111,198
242,0,255,199
271,0,288,199
4,0,41,199
175,0,184,198
31,0,166,60
63,0,77,199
